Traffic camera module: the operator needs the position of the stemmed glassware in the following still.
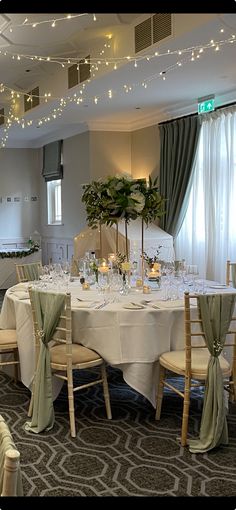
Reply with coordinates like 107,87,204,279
185,265,199,290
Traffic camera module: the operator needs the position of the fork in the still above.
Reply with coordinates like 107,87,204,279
95,302,107,309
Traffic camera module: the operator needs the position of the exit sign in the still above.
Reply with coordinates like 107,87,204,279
198,98,215,114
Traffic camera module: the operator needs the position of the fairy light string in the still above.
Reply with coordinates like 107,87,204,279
0,31,235,147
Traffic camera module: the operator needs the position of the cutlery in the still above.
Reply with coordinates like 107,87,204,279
95,302,107,309
130,302,145,308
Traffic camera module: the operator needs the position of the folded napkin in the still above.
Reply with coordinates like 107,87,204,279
153,299,184,309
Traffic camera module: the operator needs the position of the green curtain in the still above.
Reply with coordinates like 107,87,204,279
0,415,23,496
24,263,41,281
159,115,200,237
231,264,236,288
189,293,236,453
25,290,65,434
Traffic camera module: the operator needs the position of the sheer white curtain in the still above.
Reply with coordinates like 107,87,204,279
175,107,236,283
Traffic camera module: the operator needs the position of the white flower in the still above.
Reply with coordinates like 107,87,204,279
130,191,145,212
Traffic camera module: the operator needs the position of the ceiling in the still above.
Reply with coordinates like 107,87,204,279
0,12,236,147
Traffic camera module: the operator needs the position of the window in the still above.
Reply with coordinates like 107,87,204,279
47,180,62,225
175,107,236,282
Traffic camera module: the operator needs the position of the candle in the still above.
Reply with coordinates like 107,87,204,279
121,262,131,272
108,253,116,262
98,265,109,273
82,282,90,290
143,285,151,294
148,270,158,278
148,266,160,278
136,278,143,288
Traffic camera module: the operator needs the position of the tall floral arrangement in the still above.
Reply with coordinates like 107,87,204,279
82,175,165,228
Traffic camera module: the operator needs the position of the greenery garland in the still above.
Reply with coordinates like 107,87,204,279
0,244,40,259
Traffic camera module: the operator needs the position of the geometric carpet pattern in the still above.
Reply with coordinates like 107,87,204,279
0,290,236,497
0,367,236,497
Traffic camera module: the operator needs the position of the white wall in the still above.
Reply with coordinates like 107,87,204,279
90,131,132,179
0,126,161,263
131,125,160,182
0,148,40,240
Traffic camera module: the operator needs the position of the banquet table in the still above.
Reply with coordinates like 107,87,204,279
0,280,235,407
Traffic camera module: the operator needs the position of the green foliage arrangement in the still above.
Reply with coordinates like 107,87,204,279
0,242,40,259
143,246,162,267
82,175,165,228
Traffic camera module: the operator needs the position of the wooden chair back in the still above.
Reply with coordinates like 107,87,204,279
0,416,22,496
185,292,236,398
226,260,236,286
27,288,71,416
15,261,42,283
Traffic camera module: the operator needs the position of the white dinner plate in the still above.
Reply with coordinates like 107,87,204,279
208,284,228,289
152,300,184,309
123,303,145,310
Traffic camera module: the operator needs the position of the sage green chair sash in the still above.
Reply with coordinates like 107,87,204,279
25,290,65,434
189,293,236,453
231,264,236,288
0,415,23,496
24,263,41,281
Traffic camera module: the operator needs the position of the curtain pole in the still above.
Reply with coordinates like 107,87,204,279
125,220,129,261
99,221,102,258
116,220,119,254
141,219,144,285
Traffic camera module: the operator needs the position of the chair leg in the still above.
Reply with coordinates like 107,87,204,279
155,364,166,420
13,350,18,383
67,370,76,437
101,364,112,420
28,393,34,418
232,369,236,402
181,374,191,447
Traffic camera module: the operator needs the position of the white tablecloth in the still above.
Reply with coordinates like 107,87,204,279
0,281,235,406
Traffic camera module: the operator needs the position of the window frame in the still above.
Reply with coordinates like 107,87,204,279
47,179,62,226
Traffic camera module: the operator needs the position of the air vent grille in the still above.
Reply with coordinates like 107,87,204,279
153,13,172,44
79,55,91,83
67,55,90,89
68,64,79,89
24,86,39,113
135,18,152,53
0,108,4,126
32,87,40,108
135,13,172,53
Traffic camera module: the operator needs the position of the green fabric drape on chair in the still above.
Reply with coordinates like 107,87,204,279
231,264,236,288
24,263,41,281
0,415,23,496
159,115,200,237
25,290,65,434
189,293,236,454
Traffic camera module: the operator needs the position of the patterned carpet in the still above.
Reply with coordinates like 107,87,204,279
0,289,236,497
0,367,235,497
